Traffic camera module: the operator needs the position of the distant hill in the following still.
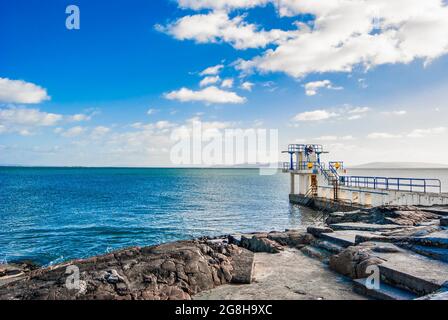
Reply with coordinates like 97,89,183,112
350,162,448,169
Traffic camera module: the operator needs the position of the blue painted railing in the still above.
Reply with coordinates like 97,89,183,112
339,176,442,193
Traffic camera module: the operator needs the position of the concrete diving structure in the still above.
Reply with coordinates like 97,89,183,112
282,144,448,209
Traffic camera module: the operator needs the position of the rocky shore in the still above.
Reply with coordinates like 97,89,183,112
1,205,447,300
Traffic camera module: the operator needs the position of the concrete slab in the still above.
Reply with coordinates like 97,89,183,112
412,230,448,248
320,230,378,247
374,249,448,295
406,245,448,262
194,249,367,300
330,222,405,232
353,278,417,300
419,207,448,216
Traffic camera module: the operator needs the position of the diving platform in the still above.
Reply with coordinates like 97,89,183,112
283,144,448,209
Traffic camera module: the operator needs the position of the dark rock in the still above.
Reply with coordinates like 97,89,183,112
0,240,254,300
326,206,439,226
240,234,284,253
329,244,385,279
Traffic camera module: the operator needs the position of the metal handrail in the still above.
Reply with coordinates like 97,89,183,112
340,176,442,193
287,144,324,154
283,161,320,171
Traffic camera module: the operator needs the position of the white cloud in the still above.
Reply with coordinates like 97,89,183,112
200,76,221,87
0,78,50,104
69,113,93,122
221,78,234,88
348,106,370,114
233,0,448,77
176,0,270,11
315,135,354,141
304,80,342,96
368,127,446,139
147,108,159,115
382,110,407,116
407,127,446,138
240,81,254,91
157,11,293,50
60,126,86,138
91,126,110,137
367,132,403,139
292,105,366,122
165,86,246,104
0,107,62,128
293,109,337,122
200,64,224,76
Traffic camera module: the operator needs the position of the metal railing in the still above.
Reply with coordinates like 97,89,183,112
340,176,442,193
283,161,320,171
286,144,324,154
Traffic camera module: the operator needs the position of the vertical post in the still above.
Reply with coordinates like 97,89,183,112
290,153,294,170
290,173,295,195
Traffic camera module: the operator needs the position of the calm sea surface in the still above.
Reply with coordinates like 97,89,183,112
1,167,447,266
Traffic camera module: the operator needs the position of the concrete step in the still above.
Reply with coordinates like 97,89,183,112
405,245,448,262
319,230,377,248
353,278,417,300
374,249,448,296
410,230,448,249
419,207,448,216
330,222,404,232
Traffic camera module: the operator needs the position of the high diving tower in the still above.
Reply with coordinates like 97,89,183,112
283,144,448,208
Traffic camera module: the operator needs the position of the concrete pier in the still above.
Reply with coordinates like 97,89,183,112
283,144,448,209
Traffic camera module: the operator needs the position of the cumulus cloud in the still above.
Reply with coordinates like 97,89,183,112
293,109,337,122
0,78,50,104
194,0,448,78
0,107,62,129
157,11,293,50
165,86,246,104
176,0,270,11
200,76,221,87
91,126,111,137
240,81,254,91
60,126,86,138
293,106,368,122
221,78,234,88
68,113,94,122
200,64,224,76
0,106,98,136
304,80,342,96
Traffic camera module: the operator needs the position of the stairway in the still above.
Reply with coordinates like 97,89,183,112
309,229,448,300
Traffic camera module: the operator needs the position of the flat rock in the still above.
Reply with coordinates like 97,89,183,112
330,223,404,232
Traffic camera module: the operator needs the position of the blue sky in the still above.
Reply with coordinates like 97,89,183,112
1,0,448,166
